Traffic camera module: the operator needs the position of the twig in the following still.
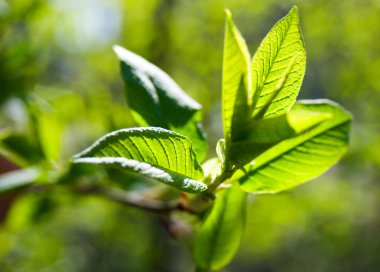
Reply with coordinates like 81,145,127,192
79,185,180,213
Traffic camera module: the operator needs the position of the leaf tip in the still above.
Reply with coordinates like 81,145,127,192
224,9,232,20
112,44,123,57
288,5,300,19
290,5,299,14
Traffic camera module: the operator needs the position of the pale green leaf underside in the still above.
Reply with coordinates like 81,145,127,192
73,127,206,193
222,10,251,148
239,100,351,194
246,110,331,143
228,109,331,167
251,6,306,119
113,45,207,160
74,157,206,193
0,168,40,194
194,184,246,270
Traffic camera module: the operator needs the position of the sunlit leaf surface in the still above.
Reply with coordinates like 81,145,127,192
194,184,246,270
73,127,206,193
239,100,351,193
251,6,306,119
221,10,251,153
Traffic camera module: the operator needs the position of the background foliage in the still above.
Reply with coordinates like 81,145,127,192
0,0,379,271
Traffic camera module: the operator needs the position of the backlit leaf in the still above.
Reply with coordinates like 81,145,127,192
73,127,206,193
239,100,351,194
251,6,306,119
229,109,331,167
194,184,246,270
222,10,251,155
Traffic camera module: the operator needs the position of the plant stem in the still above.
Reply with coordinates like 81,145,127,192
194,266,212,272
205,168,234,194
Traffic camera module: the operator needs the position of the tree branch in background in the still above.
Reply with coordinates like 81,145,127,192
79,185,180,213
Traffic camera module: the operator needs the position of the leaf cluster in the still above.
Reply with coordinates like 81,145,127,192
0,6,351,272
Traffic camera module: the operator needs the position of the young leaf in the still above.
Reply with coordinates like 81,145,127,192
202,157,222,183
239,100,351,194
73,127,206,193
228,110,331,167
251,6,306,119
222,10,251,151
194,184,247,271
113,45,207,160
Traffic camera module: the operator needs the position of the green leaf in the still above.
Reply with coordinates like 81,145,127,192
0,168,40,194
73,127,206,193
222,10,251,152
0,134,44,167
31,104,64,163
239,100,351,194
251,6,306,119
28,90,85,163
194,184,246,271
113,45,207,160
228,109,331,167
246,110,331,142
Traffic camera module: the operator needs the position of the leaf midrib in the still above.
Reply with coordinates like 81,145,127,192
223,19,250,144
226,25,250,75
252,119,350,172
253,12,297,108
205,191,229,269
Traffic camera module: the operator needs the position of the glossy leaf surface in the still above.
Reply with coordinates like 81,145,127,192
114,45,207,160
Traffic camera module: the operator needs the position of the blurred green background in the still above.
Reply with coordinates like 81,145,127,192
0,0,379,271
